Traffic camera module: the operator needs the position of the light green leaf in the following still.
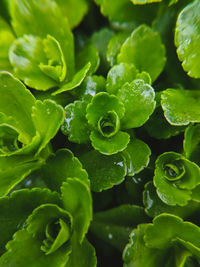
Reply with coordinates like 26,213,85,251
0,188,60,254
61,178,92,243
0,17,15,72
0,72,35,143
10,0,75,79
41,149,89,192
0,155,43,197
52,62,91,95
39,35,66,83
80,150,127,192
161,89,200,125
117,25,166,82
74,75,106,99
32,99,65,155
106,63,138,94
130,0,162,4
61,99,91,144
90,130,130,155
86,92,125,127
9,35,66,90
55,0,88,29
90,204,149,251
175,0,200,78
117,80,156,129
122,138,151,176
0,229,70,267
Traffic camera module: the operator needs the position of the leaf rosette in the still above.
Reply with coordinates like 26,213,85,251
62,79,155,155
123,214,200,267
153,152,200,206
0,179,96,267
0,72,65,196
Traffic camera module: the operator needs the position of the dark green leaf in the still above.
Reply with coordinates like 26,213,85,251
90,204,149,251
80,150,127,192
41,149,89,192
122,138,151,176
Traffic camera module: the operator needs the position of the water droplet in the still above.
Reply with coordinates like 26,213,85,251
108,233,113,240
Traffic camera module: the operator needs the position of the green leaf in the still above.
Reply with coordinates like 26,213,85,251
76,43,100,75
175,0,200,78
86,92,125,128
0,72,35,143
74,75,106,99
106,63,138,94
161,89,200,125
39,35,66,83
121,138,151,176
123,224,165,267
90,130,130,155
61,99,91,144
80,150,127,192
117,80,156,129
184,124,200,165
52,62,91,95
10,0,75,79
0,229,70,267
9,35,66,90
0,17,15,72
145,106,186,139
117,25,166,82
0,155,43,197
106,31,130,67
95,0,158,24
65,235,97,267
61,178,92,243
0,188,60,254
144,214,200,252
90,204,149,251
91,28,114,74
55,0,88,29
41,149,89,192
27,204,72,255
153,152,200,206
130,0,162,4
143,181,200,219
32,99,65,155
